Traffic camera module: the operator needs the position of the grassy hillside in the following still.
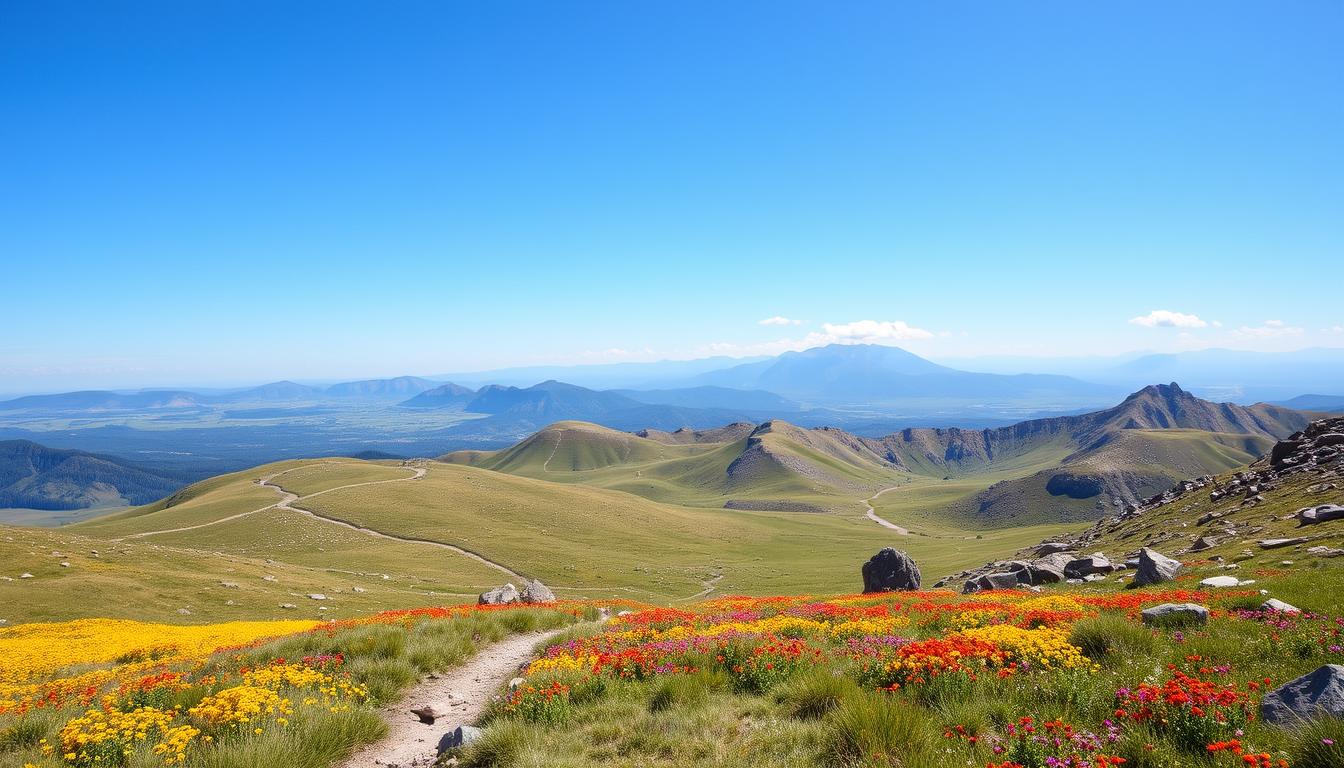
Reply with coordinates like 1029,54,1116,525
0,454,1083,621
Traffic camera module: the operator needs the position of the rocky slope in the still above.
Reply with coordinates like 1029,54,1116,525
949,416,1344,590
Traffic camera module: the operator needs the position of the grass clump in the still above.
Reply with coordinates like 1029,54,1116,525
776,668,860,720
1287,717,1344,768
826,689,936,767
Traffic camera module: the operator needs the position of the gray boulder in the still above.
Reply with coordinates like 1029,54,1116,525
862,548,921,592
1260,664,1344,725
1261,598,1301,614
1133,547,1183,587
1141,603,1209,626
1063,554,1113,579
1298,504,1344,527
478,583,520,605
520,579,556,604
1260,537,1309,549
963,572,1021,593
1189,535,1220,551
437,725,484,754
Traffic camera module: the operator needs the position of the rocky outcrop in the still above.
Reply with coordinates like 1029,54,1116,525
1261,598,1301,614
1132,548,1183,587
862,548,921,592
1260,664,1344,725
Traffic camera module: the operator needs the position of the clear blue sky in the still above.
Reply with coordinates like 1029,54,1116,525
3,1,1341,391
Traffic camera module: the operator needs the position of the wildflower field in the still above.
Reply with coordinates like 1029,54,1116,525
460,584,1344,768
0,603,604,768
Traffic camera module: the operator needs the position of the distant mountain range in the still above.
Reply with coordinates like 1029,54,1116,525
0,440,180,511
445,383,1310,525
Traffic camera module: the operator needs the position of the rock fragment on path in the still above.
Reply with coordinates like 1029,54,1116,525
409,705,444,724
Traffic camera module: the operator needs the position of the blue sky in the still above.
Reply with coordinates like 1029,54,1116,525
2,1,1341,391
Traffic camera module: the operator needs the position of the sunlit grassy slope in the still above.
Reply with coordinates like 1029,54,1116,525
0,453,1084,623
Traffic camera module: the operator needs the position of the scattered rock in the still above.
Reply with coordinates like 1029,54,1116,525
1259,538,1309,550
1133,547,1183,587
1034,542,1073,556
1200,575,1242,588
262,574,277,582
1262,598,1301,614
1063,554,1113,579
1189,536,1220,552
1141,603,1209,626
479,583,520,605
352,586,366,593
20,573,33,579
1297,504,1344,527
177,608,192,615
963,572,1020,593
520,579,556,604
437,725,483,754
307,593,327,600
1307,545,1344,558
220,582,240,589
279,603,298,609
862,548,922,592
1260,664,1344,725
59,561,70,568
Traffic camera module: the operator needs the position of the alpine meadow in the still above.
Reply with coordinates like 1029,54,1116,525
3,4,1343,768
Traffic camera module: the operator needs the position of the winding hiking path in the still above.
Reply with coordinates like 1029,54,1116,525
863,486,910,535
338,626,575,768
119,461,527,582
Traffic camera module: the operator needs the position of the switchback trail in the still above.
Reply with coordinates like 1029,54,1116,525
338,626,577,768
863,486,911,535
120,461,527,582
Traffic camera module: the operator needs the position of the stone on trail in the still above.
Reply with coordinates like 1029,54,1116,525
861,548,921,592
1260,664,1344,725
1261,598,1301,614
1132,547,1183,587
437,725,483,755
409,705,444,725
520,579,556,604
1200,575,1241,588
1141,603,1209,626
478,583,520,605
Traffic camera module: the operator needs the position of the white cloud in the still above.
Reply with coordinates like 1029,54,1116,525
1128,310,1209,329
702,319,937,357
1324,325,1344,335
1232,321,1305,340
758,316,802,326
820,320,935,341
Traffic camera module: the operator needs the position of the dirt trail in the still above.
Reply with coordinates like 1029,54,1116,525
863,486,911,535
338,627,573,768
